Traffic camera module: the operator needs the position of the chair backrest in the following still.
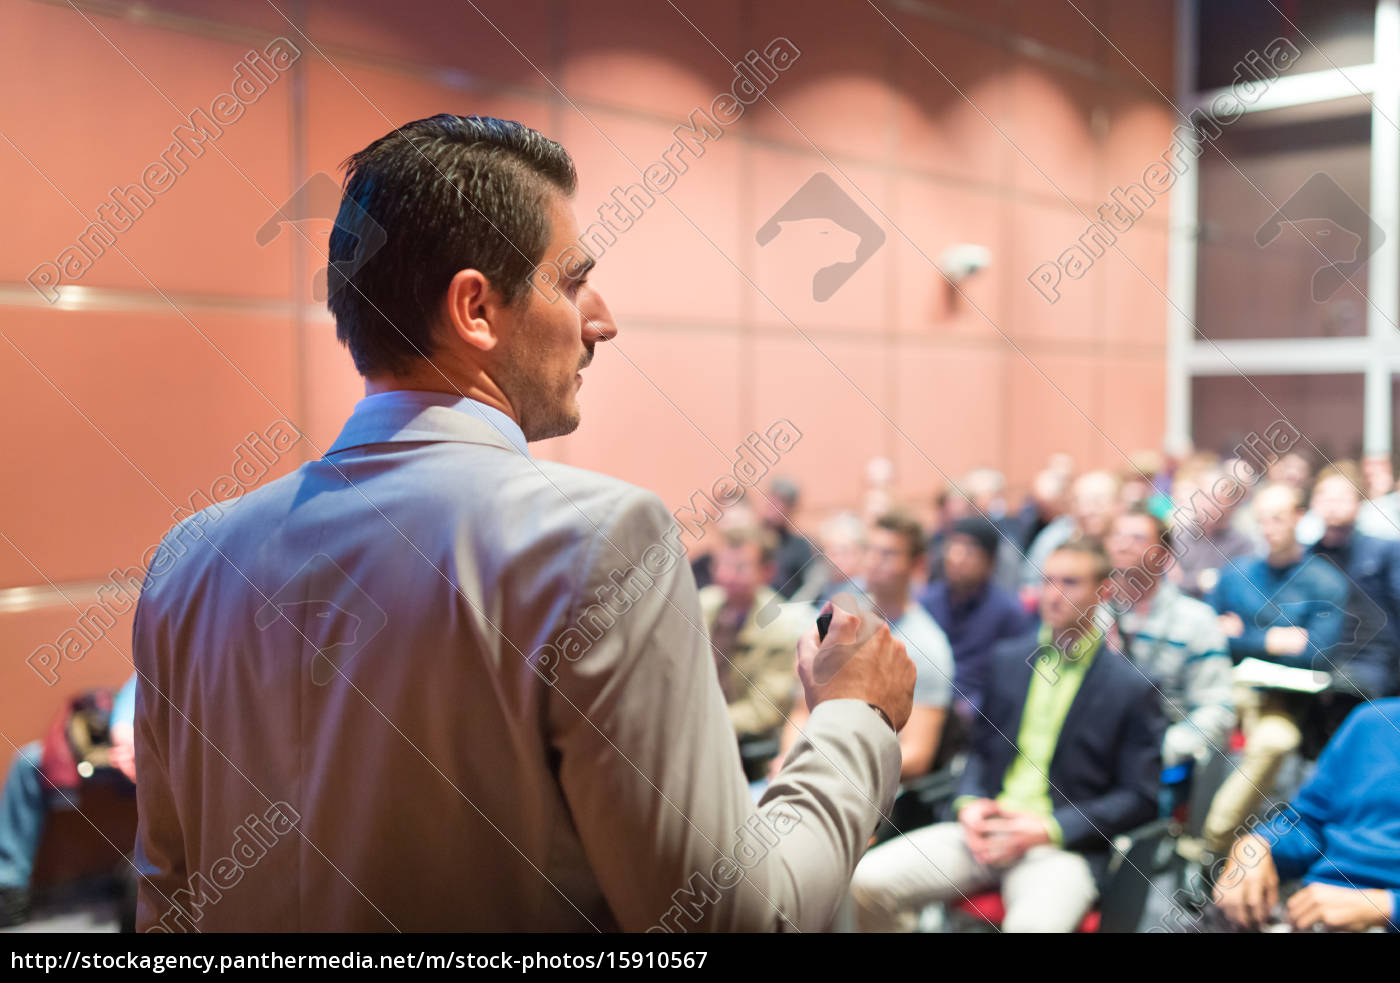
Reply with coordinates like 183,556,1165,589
1099,818,1174,933
931,708,970,771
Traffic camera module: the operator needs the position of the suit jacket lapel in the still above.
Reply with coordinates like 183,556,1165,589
1051,644,1109,772
998,648,1037,768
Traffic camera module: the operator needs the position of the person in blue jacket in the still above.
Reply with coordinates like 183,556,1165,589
1204,482,1350,853
1307,462,1400,701
1211,698,1400,932
0,674,136,927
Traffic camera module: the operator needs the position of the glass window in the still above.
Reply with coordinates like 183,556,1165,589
1192,373,1363,463
1197,0,1375,91
1196,109,1372,339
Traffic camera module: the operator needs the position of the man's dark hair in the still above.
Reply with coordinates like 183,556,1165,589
873,511,926,561
327,114,577,376
949,517,1001,562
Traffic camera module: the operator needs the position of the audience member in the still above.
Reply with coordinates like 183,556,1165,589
688,501,757,592
966,469,1031,591
1121,451,1172,520
790,510,867,608
1268,452,1313,492
1203,483,1349,854
1307,461,1400,701
1014,467,1069,551
1103,508,1234,769
1206,698,1399,933
1169,464,1259,600
1224,455,1268,547
775,513,953,781
918,517,1034,725
1360,453,1400,540
0,674,136,927
1269,452,1322,543
850,538,1164,932
1363,453,1394,501
962,468,1009,521
925,483,974,584
1301,457,1400,545
698,527,805,744
862,457,896,525
929,474,1024,592
1020,470,1121,595
763,477,815,599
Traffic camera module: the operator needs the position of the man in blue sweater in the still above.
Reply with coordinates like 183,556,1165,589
1212,699,1400,932
1307,461,1400,702
1203,482,1350,853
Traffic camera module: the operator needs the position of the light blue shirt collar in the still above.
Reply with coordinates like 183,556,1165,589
352,390,530,456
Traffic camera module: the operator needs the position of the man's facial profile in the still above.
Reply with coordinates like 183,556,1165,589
498,192,602,442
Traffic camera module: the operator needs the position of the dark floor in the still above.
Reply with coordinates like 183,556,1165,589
3,898,121,933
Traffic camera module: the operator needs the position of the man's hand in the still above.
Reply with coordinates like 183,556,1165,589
109,722,136,784
1213,833,1279,929
1265,626,1309,657
972,812,1052,867
1286,883,1393,932
958,799,999,863
958,798,999,837
797,603,914,731
1217,612,1244,638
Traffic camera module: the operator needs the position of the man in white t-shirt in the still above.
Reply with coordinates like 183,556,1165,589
776,512,954,780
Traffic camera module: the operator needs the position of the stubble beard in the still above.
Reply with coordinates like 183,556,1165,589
497,345,582,443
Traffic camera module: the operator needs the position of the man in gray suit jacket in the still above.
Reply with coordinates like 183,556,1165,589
132,114,914,933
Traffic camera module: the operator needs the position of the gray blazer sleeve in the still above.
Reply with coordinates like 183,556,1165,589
131,591,190,932
545,489,901,932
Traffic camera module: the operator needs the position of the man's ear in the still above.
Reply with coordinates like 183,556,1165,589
442,268,506,353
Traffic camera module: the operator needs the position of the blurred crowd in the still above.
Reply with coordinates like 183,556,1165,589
693,446,1400,933
4,446,1398,933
